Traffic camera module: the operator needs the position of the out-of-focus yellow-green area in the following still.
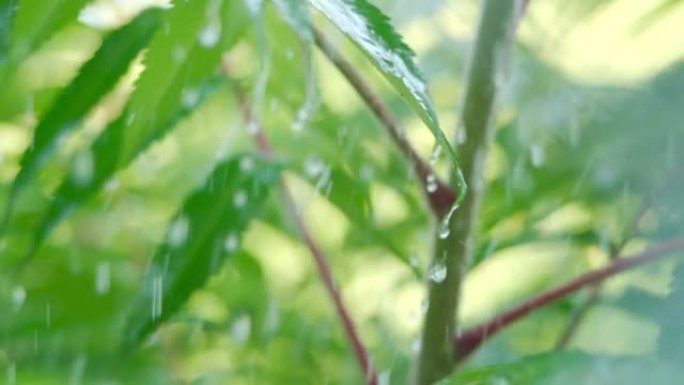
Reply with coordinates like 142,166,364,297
1,0,683,383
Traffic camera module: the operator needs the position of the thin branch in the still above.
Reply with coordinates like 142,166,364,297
415,1,519,384
228,72,378,385
554,165,683,349
453,236,684,363
312,26,456,218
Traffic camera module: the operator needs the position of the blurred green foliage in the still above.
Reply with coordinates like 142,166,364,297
1,0,683,384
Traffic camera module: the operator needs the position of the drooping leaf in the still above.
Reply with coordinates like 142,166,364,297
3,8,163,230
309,0,466,199
29,0,250,251
32,78,223,249
0,0,89,75
272,0,313,42
122,153,281,350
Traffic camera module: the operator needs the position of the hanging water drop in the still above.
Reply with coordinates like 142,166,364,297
246,120,260,135
426,174,438,193
167,215,190,248
409,252,420,268
304,155,325,178
438,203,460,239
181,88,199,108
429,144,442,166
427,261,447,283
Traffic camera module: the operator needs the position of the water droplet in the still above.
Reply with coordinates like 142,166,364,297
151,275,163,319
409,252,420,268
11,286,26,307
304,155,325,178
181,88,199,108
167,215,190,248
231,314,251,344
427,261,447,283
104,178,120,192
95,262,110,295
291,107,309,132
359,164,374,181
438,203,460,239
426,174,438,193
530,144,545,168
456,126,467,144
198,20,221,48
72,150,94,187
224,233,239,253
429,144,442,166
411,338,421,353
240,156,255,172
246,120,260,135
233,190,248,207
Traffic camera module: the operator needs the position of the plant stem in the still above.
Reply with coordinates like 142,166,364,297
454,236,684,363
312,27,456,218
229,76,378,385
415,1,519,384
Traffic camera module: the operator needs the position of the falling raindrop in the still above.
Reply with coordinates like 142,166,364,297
95,262,110,295
304,155,325,178
411,338,421,353
167,215,190,248
6,362,16,385
181,88,199,108
224,233,239,253
198,20,221,48
427,261,447,283
456,125,467,144
233,190,248,207
72,150,94,187
530,144,545,168
246,120,260,135
11,286,26,307
231,314,252,344
240,156,255,172
426,173,438,193
151,275,163,319
409,252,420,268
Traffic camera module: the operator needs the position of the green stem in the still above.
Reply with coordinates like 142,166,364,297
414,1,519,384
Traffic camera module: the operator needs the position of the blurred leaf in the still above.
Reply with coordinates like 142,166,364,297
309,0,465,193
439,352,681,385
29,0,250,252
3,8,162,231
122,153,281,350
0,0,89,72
0,0,18,60
272,0,313,42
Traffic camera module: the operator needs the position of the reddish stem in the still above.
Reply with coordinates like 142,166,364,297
312,27,456,218
231,78,378,385
454,237,684,363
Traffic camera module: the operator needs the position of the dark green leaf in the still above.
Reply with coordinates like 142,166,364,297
309,0,465,196
122,153,281,350
3,8,162,231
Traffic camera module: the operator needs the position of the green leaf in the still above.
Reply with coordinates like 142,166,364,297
28,0,250,252
309,0,466,201
122,153,281,351
1,0,89,71
3,8,162,230
31,79,223,249
120,0,248,163
272,0,313,42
